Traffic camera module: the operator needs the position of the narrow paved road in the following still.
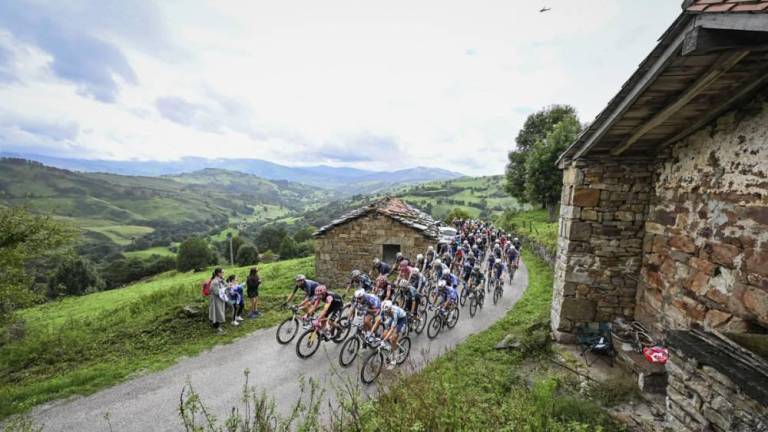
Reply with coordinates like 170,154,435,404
31,263,528,431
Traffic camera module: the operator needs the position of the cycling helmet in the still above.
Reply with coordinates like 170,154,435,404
428,246,434,252
399,279,409,288
434,259,442,265
472,265,480,273
438,280,447,288
354,288,365,299
416,253,424,260
381,300,393,312
411,268,420,276
373,258,380,265
295,274,306,282
399,261,408,269
514,237,519,242
396,252,403,259
351,269,361,278
315,285,327,297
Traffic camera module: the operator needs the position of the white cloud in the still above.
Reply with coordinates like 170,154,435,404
0,0,681,175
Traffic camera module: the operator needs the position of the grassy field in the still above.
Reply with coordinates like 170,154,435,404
0,257,314,420
498,209,559,254
356,250,621,431
122,246,176,259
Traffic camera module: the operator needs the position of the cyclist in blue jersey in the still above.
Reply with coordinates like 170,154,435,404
371,300,408,369
437,279,458,311
372,258,392,278
353,289,381,332
286,274,320,312
348,269,373,292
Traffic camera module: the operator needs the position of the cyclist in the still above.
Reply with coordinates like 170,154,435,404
370,300,408,369
513,237,522,251
469,265,486,294
372,258,392,278
461,258,473,286
491,258,505,288
374,274,393,300
396,260,414,285
442,251,453,271
307,285,344,338
436,279,458,312
409,268,427,293
505,245,520,279
431,258,444,281
414,254,425,273
441,269,460,290
286,274,320,312
354,288,381,332
424,246,436,270
348,269,373,292
402,279,423,316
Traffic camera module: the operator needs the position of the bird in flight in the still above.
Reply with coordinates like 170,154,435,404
540,7,551,13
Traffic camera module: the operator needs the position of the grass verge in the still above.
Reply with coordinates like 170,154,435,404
0,257,314,420
498,209,558,254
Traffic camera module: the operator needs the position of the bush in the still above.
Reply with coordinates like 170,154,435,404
236,245,259,266
48,256,105,297
176,237,216,272
101,255,176,288
278,237,299,260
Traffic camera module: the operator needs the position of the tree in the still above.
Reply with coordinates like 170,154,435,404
236,245,259,266
293,226,315,243
279,236,299,260
177,237,216,272
523,116,583,221
0,207,74,320
255,226,287,253
505,105,581,221
444,207,472,224
48,256,105,296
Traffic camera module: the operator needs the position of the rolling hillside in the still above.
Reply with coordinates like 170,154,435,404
0,159,332,258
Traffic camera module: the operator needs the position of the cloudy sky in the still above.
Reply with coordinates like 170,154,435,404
0,0,680,175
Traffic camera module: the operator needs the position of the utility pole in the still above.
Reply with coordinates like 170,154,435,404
227,232,234,266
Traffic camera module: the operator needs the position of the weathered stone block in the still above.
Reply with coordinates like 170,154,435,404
568,221,591,241
572,187,601,207
560,298,597,322
669,235,696,254
710,243,741,269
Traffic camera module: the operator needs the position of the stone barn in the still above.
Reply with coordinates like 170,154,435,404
553,2,768,431
313,197,439,289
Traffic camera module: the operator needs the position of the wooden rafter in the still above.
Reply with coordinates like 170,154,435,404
610,49,749,156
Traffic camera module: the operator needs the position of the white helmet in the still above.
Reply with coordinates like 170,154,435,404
396,252,403,258
411,268,420,276
382,300,393,311
351,269,361,278
417,253,424,260
438,280,447,288
435,259,442,265
295,274,306,282
514,237,519,242
428,246,434,251
354,288,365,299
373,258,380,265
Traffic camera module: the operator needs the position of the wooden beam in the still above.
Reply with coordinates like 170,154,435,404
696,14,768,33
610,50,749,156
561,18,695,163
683,27,768,56
659,66,768,149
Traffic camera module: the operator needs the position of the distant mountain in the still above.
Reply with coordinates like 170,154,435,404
0,152,463,194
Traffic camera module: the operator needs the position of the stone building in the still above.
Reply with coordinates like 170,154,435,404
553,2,768,431
313,197,439,289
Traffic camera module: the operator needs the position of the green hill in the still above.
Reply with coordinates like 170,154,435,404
0,159,332,259
0,256,314,419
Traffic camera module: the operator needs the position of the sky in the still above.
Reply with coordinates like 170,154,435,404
0,0,681,176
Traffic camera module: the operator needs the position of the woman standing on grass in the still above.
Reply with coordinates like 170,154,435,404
246,267,261,319
209,268,227,334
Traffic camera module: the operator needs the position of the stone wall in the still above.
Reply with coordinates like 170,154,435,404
314,214,435,289
551,157,653,341
635,96,768,334
666,349,768,431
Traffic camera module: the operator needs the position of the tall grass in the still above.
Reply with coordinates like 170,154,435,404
498,209,559,254
0,257,314,420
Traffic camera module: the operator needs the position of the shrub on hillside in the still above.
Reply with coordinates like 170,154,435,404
278,236,299,259
236,245,259,266
444,207,472,224
176,237,217,272
101,255,176,289
48,256,105,296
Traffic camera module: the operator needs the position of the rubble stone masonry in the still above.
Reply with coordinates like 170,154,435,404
315,213,434,290
635,98,768,334
552,156,654,341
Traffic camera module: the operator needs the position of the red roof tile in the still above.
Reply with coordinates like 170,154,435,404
686,0,768,12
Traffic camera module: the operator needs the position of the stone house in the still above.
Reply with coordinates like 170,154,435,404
553,2,768,430
313,197,439,289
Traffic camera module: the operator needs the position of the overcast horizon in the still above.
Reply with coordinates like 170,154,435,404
0,1,680,176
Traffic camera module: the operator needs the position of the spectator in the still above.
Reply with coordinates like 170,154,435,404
209,268,227,334
246,267,262,318
226,274,245,325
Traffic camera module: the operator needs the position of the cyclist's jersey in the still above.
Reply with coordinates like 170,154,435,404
399,265,414,281
505,247,518,262
360,293,381,311
409,274,426,290
442,272,459,288
439,287,458,303
443,254,453,268
426,250,435,261
382,305,407,323
470,271,485,285
374,261,392,275
493,262,504,279
466,255,477,267
493,247,502,259
293,279,319,298
352,274,374,292
316,291,343,305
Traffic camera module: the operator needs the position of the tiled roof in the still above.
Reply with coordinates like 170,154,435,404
314,197,439,239
686,0,768,13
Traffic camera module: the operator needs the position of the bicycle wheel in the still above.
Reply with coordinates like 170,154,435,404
414,309,427,334
295,329,321,359
427,288,439,305
396,337,411,365
493,285,501,305
360,351,383,384
446,307,460,328
469,295,477,317
276,317,299,344
459,287,468,307
332,318,350,343
339,336,361,367
427,315,442,339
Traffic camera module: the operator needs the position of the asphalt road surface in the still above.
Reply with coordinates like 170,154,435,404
31,263,528,431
